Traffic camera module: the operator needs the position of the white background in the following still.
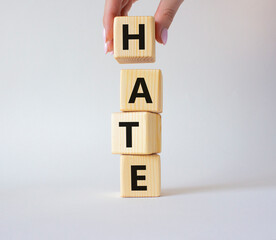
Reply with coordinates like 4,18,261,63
0,0,275,239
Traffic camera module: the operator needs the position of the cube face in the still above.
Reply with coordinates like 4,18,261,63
120,69,163,113
114,16,155,64
120,154,161,197
111,112,161,154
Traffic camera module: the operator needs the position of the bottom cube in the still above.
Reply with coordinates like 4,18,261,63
120,154,161,197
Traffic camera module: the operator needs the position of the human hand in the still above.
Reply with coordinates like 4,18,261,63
103,0,184,54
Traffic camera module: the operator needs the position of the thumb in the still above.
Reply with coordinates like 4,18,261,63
154,0,184,44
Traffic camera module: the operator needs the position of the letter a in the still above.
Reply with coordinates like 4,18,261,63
128,78,153,104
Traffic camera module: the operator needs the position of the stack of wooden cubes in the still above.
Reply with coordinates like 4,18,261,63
111,16,162,197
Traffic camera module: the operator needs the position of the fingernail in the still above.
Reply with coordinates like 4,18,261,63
161,28,168,45
103,28,106,43
104,42,107,54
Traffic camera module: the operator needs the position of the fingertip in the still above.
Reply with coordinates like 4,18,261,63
154,0,183,45
155,21,165,44
104,40,114,54
161,28,168,45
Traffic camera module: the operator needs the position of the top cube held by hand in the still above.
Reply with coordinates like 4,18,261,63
114,16,156,64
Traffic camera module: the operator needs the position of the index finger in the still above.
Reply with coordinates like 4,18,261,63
103,0,122,43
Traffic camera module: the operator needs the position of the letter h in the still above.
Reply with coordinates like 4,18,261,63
123,24,145,50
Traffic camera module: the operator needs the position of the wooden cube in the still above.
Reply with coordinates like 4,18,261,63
111,112,161,154
113,16,155,64
120,154,161,197
120,69,163,113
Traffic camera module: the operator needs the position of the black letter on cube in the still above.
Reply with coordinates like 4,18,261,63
129,78,153,104
131,165,147,191
119,122,139,148
123,24,145,50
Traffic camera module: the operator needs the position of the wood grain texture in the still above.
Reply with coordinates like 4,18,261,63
113,16,155,64
120,154,161,197
120,69,163,113
112,112,161,154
